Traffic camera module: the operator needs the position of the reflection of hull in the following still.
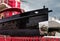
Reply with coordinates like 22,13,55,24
0,8,51,36
0,29,40,36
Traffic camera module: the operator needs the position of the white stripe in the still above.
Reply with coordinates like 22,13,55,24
15,0,17,7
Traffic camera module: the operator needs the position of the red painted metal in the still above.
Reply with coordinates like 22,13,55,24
0,8,22,13
0,0,22,17
0,8,23,17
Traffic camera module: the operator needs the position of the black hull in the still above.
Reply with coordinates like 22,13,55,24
0,8,52,36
